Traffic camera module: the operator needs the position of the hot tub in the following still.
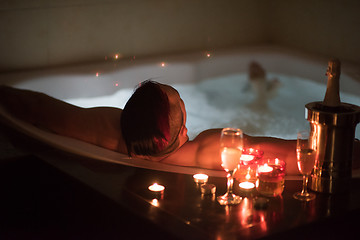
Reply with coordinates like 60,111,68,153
1,46,359,176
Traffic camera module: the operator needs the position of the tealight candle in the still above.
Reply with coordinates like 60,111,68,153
201,183,216,195
193,174,209,184
148,183,165,192
237,152,257,189
257,159,286,197
239,181,255,190
258,164,273,173
240,154,255,162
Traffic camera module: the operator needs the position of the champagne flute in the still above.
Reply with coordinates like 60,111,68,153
217,128,243,205
293,130,316,201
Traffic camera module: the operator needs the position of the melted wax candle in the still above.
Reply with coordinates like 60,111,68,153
193,174,209,184
239,181,255,190
258,164,273,173
148,183,165,192
240,154,255,162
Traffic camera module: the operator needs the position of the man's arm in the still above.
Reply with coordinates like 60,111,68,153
245,134,298,175
0,85,81,131
162,128,300,175
167,128,360,175
0,86,124,152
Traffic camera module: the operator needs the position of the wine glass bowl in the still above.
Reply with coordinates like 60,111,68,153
217,128,243,205
221,147,242,172
293,130,316,201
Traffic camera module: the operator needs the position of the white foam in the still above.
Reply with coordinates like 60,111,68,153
65,73,360,140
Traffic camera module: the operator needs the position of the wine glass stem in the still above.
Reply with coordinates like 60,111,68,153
301,174,309,195
227,172,234,194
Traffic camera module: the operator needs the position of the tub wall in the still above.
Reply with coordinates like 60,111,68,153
0,0,359,72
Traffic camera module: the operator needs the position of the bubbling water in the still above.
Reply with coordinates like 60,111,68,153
65,73,360,140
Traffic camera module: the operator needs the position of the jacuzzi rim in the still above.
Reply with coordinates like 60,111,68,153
0,105,226,177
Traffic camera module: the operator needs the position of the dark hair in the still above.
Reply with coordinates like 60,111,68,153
121,80,171,156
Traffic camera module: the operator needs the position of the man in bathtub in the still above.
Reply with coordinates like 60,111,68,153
0,81,359,175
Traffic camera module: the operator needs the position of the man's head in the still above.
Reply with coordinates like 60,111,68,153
249,61,265,80
121,80,188,159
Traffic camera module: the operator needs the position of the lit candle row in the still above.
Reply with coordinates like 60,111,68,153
147,159,284,200
238,148,260,190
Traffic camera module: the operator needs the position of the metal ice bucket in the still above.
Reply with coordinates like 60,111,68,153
306,102,360,194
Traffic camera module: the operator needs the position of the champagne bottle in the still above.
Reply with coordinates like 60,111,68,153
323,58,341,107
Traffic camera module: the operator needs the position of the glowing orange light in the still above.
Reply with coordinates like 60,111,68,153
148,183,165,192
114,54,119,59
259,212,268,232
239,181,255,189
161,62,166,67
151,198,159,207
239,197,252,227
206,53,211,58
193,173,209,184
258,164,273,173
245,171,251,180
96,72,99,77
240,154,255,161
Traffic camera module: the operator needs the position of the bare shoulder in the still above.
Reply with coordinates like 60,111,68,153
76,107,126,152
190,129,223,170
159,130,221,168
193,128,222,143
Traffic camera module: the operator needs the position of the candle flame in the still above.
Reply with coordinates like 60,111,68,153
240,154,255,161
258,163,273,173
